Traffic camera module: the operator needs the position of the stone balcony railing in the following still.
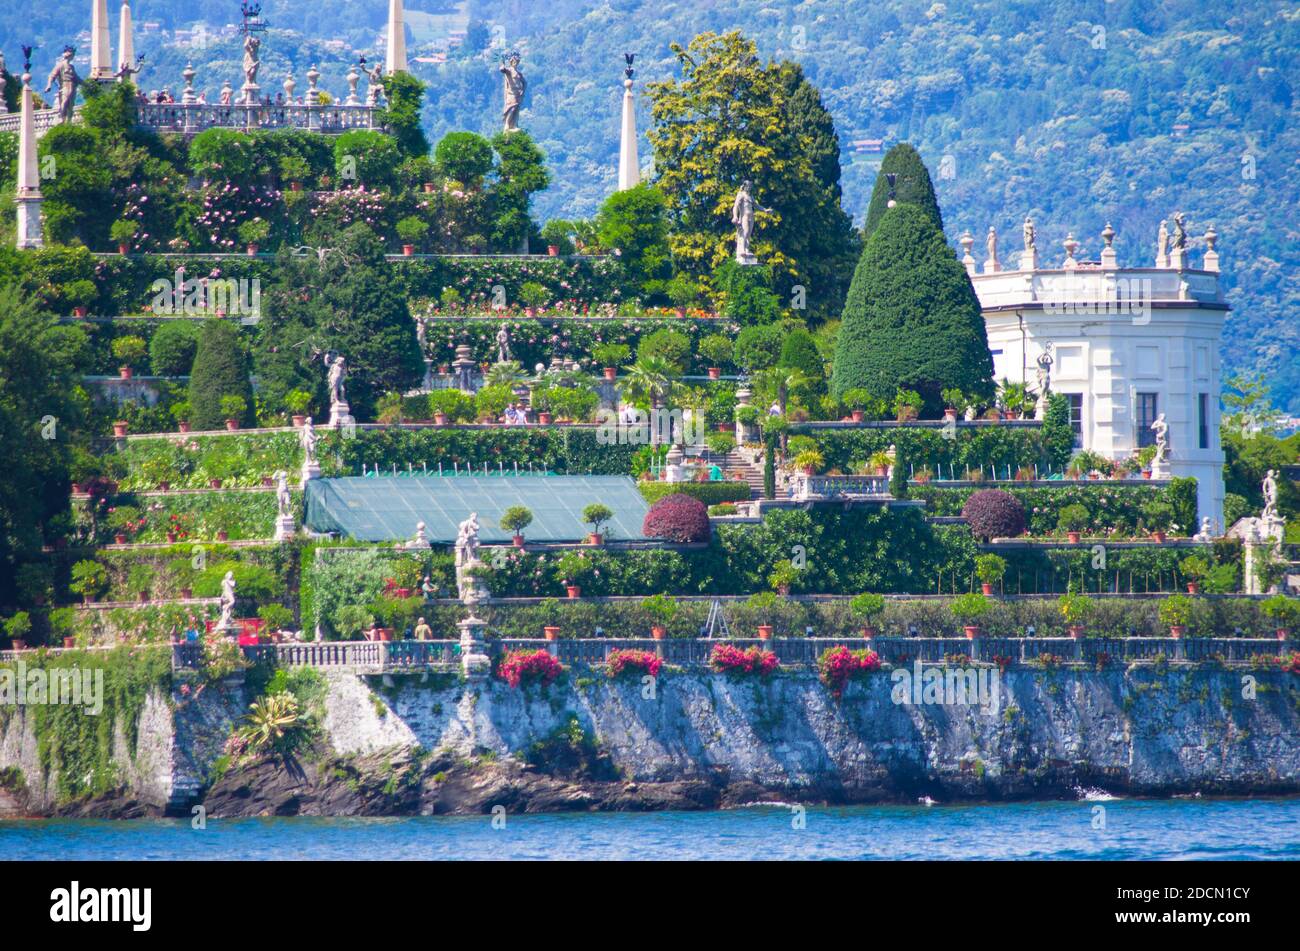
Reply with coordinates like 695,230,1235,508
791,473,891,500
135,101,384,136
0,106,71,138
972,264,1225,310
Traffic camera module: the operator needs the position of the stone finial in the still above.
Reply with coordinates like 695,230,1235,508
1062,232,1079,268
1203,223,1219,273
181,62,196,103
959,230,976,275
284,73,296,101
1101,222,1115,248
1100,222,1118,268
305,64,321,104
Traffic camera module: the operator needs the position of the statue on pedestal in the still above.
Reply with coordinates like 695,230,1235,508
1263,469,1280,522
365,60,384,106
496,325,512,363
216,570,238,631
1192,517,1215,542
45,46,82,123
242,34,261,86
1022,216,1036,252
732,181,768,265
500,52,526,133
455,513,481,567
1157,219,1169,266
327,354,347,407
1034,346,1054,419
275,470,292,519
1151,413,1170,469
985,226,998,270
1170,212,1187,251
299,417,320,481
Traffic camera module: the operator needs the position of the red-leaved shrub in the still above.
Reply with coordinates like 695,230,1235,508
642,493,712,543
498,648,564,688
709,643,779,676
961,489,1027,540
605,648,662,679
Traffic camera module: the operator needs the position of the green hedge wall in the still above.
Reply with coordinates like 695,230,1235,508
638,481,752,505
803,425,1051,475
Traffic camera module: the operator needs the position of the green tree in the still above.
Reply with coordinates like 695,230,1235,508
595,183,672,299
188,320,253,431
333,130,403,190
489,130,550,252
379,71,431,158
434,131,494,185
647,32,857,314
254,224,422,420
832,203,994,413
1041,392,1075,469
862,143,944,241
38,124,113,246
778,326,825,399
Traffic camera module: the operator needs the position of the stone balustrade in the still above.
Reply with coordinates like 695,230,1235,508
134,101,384,136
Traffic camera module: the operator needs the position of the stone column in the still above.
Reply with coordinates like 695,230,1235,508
14,73,43,250
458,612,491,680
117,0,136,81
618,76,639,191
90,0,114,80
385,0,408,74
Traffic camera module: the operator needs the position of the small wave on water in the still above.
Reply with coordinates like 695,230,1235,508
917,796,936,807
1074,786,1121,801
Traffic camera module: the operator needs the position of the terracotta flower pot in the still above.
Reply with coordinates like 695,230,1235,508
1068,625,1085,639
118,243,130,254
1067,531,1082,544
565,585,581,599
225,419,240,431
544,626,561,640
963,625,981,640
178,421,191,433
210,478,223,488
246,244,258,256
981,583,993,595
166,532,178,543
851,410,865,423
11,640,27,651
756,624,774,640
291,415,307,427
261,476,274,487
71,482,83,494
587,532,603,546
216,529,229,541
158,481,170,491
708,367,721,380
651,625,667,640
547,245,560,256
1152,530,1167,543
1186,582,1200,594
1169,626,1184,639
423,182,435,193
113,421,129,437
138,591,149,603
434,412,448,426
72,306,88,317
377,628,393,642
1277,629,1289,641
512,533,525,548
861,626,877,639
63,636,77,649
119,366,133,380
402,245,414,256
180,588,192,599
603,367,617,381
539,412,553,425
290,181,302,192
114,533,128,544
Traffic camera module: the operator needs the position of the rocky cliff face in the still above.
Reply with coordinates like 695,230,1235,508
3,664,1298,818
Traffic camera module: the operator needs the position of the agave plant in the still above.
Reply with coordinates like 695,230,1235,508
237,692,302,756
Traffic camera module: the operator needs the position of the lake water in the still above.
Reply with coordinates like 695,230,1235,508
4,797,1299,860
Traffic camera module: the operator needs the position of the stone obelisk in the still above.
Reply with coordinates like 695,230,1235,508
15,71,44,249
90,0,114,80
618,75,639,191
117,0,136,80
385,0,408,74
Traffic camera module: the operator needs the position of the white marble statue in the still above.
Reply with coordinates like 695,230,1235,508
1192,516,1215,542
500,53,526,133
455,512,481,566
1263,469,1279,522
217,570,237,630
732,180,768,264
496,325,512,363
242,34,261,86
1157,219,1169,265
1151,413,1170,467
327,354,348,407
274,470,291,519
985,226,997,266
299,417,318,465
1034,346,1054,419
45,46,82,123
1022,216,1036,252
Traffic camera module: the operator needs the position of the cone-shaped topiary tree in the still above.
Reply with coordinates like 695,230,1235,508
188,319,253,431
831,203,994,415
862,143,944,240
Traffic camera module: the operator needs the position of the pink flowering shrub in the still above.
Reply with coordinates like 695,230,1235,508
816,645,882,699
709,643,779,677
643,493,711,543
498,648,564,688
605,648,662,679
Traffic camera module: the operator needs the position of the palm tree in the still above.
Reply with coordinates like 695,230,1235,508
621,356,676,446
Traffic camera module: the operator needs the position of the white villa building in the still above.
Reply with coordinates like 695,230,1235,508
965,224,1228,530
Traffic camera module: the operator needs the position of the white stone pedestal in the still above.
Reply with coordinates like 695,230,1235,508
273,515,296,542
328,400,354,429
458,614,491,680
300,461,320,483
1020,250,1039,271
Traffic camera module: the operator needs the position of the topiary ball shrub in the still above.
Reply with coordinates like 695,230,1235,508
961,489,1027,541
642,493,711,544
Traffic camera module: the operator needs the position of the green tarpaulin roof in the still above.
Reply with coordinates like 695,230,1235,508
303,475,649,543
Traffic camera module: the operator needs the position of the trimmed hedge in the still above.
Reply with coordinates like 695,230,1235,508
804,425,1050,475
638,481,751,505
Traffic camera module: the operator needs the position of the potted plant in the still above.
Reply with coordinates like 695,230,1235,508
111,335,147,380
50,607,78,649
127,564,156,603
70,559,108,604
170,400,192,433
110,218,139,254
842,388,872,423
592,343,630,382
1136,445,1156,478
1261,595,1299,640
4,611,32,650
64,279,97,317
519,281,549,316
1142,499,1175,542
666,274,699,319
555,551,593,599
237,217,270,255
220,394,247,431
537,597,563,640
540,219,574,256
1158,593,1193,638
997,379,1031,419
642,593,677,639
396,216,428,255
500,505,533,548
747,591,779,639
278,154,310,191
257,604,294,642
1057,503,1090,544
849,592,886,637
975,554,1006,596
793,448,825,476
582,503,613,545
336,604,375,641
768,562,800,597
698,333,732,380
283,389,312,427
1179,554,1210,594
949,592,990,639
1058,592,1094,638
867,449,892,477
112,419,130,437
893,388,922,422
941,387,965,420
107,505,141,544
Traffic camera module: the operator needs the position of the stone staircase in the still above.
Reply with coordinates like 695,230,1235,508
702,448,790,500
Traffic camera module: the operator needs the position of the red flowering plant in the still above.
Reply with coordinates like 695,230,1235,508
498,648,565,688
1278,653,1300,675
605,648,662,679
816,645,882,699
709,643,780,677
